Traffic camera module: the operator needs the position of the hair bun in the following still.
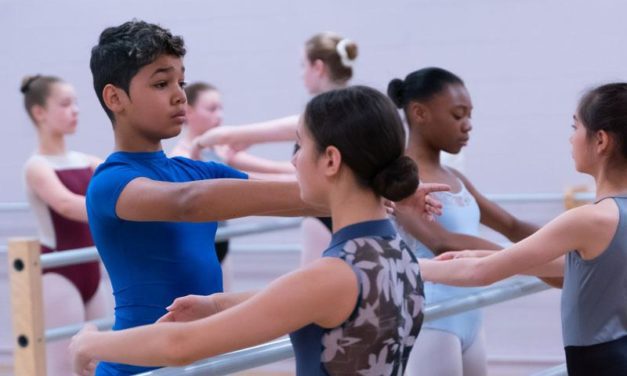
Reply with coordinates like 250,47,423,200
371,155,418,201
336,39,358,68
20,75,40,94
387,78,405,109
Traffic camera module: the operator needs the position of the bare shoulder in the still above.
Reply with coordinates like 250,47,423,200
564,199,618,225
554,202,618,249
300,257,359,327
589,198,620,228
567,198,620,258
24,156,53,180
303,257,357,284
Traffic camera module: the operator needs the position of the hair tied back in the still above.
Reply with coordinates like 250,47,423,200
20,75,41,94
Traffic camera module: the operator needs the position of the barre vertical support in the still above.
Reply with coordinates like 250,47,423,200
9,238,46,376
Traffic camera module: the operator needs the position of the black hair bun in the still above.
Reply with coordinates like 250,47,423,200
371,155,418,201
387,78,405,109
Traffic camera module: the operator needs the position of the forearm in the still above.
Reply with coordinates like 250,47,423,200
201,117,298,146
419,258,495,286
80,324,185,367
230,116,298,144
400,219,501,255
434,234,501,255
506,220,539,242
56,196,89,222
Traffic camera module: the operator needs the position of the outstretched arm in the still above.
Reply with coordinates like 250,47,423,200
447,170,564,288
116,179,444,223
419,206,594,286
436,250,565,281
71,258,358,371
221,150,295,174
115,178,321,222
195,115,299,150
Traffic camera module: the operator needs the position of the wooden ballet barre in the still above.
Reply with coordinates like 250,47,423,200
8,238,46,376
563,185,594,210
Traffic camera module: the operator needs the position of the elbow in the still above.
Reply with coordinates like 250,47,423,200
504,218,524,241
56,201,86,222
176,184,206,222
428,236,449,255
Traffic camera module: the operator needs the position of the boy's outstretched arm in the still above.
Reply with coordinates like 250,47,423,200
116,178,321,222
115,179,448,223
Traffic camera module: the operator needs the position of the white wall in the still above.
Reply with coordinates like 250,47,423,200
3,0,625,202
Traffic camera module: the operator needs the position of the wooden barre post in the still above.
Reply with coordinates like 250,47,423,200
8,238,46,376
564,185,593,210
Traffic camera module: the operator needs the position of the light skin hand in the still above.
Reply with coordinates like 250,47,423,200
157,295,219,323
70,323,99,376
158,291,257,323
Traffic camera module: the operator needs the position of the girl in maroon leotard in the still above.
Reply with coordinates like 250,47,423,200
21,75,113,376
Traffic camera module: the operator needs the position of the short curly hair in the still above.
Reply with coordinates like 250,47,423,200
90,20,186,121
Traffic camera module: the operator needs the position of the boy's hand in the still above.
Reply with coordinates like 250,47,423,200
70,323,98,376
157,294,219,323
396,183,450,221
